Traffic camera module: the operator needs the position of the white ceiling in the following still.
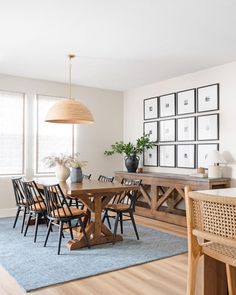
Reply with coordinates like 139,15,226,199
0,0,236,91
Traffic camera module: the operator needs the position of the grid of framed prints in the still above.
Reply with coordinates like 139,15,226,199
143,83,219,168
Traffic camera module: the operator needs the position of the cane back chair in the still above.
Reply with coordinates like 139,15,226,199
185,186,236,295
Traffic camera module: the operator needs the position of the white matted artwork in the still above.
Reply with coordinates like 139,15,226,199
144,97,158,120
177,117,195,141
177,144,195,169
143,146,158,166
143,121,158,142
197,143,219,168
197,114,219,141
159,93,176,117
159,145,176,167
197,84,219,112
177,88,196,115
159,119,175,142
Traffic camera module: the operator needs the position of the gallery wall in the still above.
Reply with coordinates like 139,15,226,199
124,61,236,184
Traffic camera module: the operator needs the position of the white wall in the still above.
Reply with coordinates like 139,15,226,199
0,74,123,214
124,61,236,184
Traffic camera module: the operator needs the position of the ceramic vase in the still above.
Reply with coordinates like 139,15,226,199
55,164,70,182
70,167,83,183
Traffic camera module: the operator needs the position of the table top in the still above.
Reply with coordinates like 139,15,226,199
115,171,230,182
196,187,236,198
35,177,138,196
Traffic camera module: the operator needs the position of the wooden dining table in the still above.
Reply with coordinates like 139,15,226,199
35,178,139,250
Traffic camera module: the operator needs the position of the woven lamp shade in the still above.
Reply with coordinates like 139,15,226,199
45,99,94,124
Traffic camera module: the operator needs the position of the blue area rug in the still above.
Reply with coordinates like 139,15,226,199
0,217,187,292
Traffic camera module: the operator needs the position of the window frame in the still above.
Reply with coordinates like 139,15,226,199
35,94,75,175
0,89,25,176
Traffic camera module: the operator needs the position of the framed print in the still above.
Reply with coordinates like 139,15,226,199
143,121,158,142
177,144,196,169
159,119,176,142
159,145,176,167
177,116,196,142
143,146,158,166
197,114,219,141
197,83,219,113
159,93,176,118
197,143,219,168
177,88,196,115
144,97,158,120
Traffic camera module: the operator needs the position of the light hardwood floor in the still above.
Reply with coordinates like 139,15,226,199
0,216,188,295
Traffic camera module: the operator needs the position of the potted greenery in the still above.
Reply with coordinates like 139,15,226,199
104,134,155,172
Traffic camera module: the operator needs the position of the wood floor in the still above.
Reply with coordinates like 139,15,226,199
0,216,188,295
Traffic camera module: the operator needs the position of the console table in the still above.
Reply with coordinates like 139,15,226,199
115,171,231,227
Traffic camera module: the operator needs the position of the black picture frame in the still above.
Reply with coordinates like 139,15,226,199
177,88,196,115
197,143,219,168
197,83,219,113
143,121,158,142
177,144,196,169
143,97,158,120
159,144,176,168
143,146,158,167
159,119,176,143
177,116,196,142
159,93,176,118
197,113,219,141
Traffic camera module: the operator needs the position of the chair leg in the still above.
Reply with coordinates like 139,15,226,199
187,253,200,295
13,206,21,229
78,217,90,249
120,212,123,234
113,213,119,243
75,199,79,208
44,220,52,247
21,207,27,233
130,212,139,240
34,213,39,243
102,210,111,229
58,221,63,255
226,264,236,295
68,221,74,240
24,212,32,236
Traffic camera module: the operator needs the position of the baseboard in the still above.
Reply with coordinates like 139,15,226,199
0,208,16,218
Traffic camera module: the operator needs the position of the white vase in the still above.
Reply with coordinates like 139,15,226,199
55,164,70,182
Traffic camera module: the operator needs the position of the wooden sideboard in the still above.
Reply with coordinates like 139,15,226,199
115,171,231,227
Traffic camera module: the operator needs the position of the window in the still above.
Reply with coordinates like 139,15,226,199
36,95,74,174
0,91,25,175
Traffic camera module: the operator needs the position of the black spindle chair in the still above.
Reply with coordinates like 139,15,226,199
11,177,28,233
98,175,114,183
102,178,142,241
22,180,47,242
68,173,92,209
43,184,90,255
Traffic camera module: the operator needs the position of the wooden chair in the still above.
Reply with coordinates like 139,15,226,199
22,180,47,242
185,186,236,295
98,175,114,183
102,178,142,241
11,177,28,233
43,184,90,255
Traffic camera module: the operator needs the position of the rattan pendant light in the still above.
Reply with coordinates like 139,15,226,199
45,54,94,124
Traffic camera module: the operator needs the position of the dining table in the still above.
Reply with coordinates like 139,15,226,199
194,188,236,295
35,178,139,250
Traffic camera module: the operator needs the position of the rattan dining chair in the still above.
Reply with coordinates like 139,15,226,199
102,178,142,241
43,184,90,255
185,186,236,295
11,177,28,233
22,180,47,242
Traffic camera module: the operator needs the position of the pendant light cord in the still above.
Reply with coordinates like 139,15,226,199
68,54,75,100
